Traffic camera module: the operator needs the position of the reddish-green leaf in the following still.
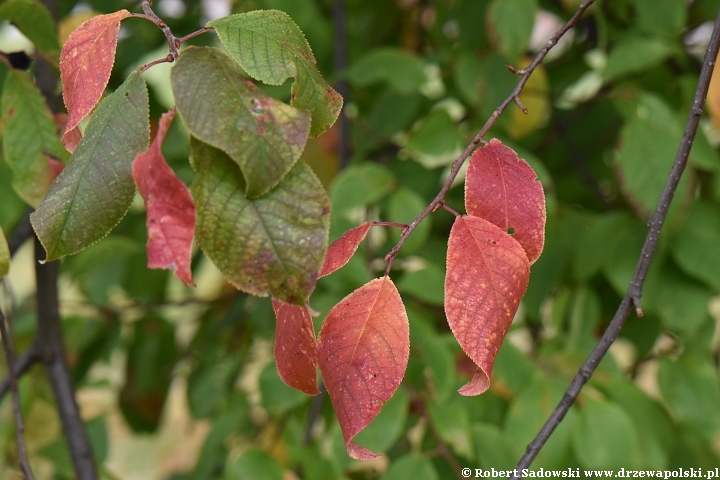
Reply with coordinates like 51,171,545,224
132,110,196,287
445,216,529,396
31,71,150,261
208,10,343,136
189,138,330,305
465,139,546,264
319,222,371,278
317,276,409,460
1,70,66,207
172,46,310,198
272,299,319,395
60,9,130,151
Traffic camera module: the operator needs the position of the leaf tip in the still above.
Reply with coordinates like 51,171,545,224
457,371,490,396
347,441,382,461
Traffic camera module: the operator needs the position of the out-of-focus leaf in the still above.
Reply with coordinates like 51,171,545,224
408,308,455,401
319,222,371,278
0,227,9,277
387,187,430,254
271,299,319,395
209,10,342,136
0,0,60,57
172,47,311,198
604,35,674,80
658,355,720,442
486,0,537,61
473,423,516,470
2,70,66,207
346,47,426,93
671,201,720,291
190,401,250,480
132,109,196,286
379,452,439,480
404,110,463,168
445,216,529,395
455,51,484,106
120,317,178,433
507,61,550,139
634,0,686,38
259,362,310,414
429,399,474,459
352,386,409,454
316,277,409,460
60,9,131,150
329,163,395,216
465,139,546,264
225,448,284,480
397,263,445,306
573,398,643,470
31,71,149,262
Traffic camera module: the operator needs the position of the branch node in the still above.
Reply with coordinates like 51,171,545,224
514,96,529,114
506,65,526,75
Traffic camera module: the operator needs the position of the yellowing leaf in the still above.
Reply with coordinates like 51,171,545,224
445,216,530,396
317,277,409,460
507,61,550,139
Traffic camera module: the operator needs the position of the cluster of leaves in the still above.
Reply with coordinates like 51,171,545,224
1,0,720,479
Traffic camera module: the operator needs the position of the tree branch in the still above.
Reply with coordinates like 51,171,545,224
511,7,720,475
0,309,35,479
0,341,40,401
383,0,597,274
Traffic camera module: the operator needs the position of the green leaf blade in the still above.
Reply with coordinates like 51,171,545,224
0,227,9,277
2,70,66,207
190,139,330,304
0,0,60,58
209,10,342,136
30,70,150,261
172,46,310,198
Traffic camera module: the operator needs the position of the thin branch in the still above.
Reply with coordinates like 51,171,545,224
0,309,35,479
383,0,597,275
0,342,40,401
511,7,720,475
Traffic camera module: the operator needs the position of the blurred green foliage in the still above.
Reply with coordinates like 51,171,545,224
1,0,720,478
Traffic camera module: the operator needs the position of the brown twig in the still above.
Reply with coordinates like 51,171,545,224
0,308,35,479
511,6,720,475
383,0,598,276
0,342,40,401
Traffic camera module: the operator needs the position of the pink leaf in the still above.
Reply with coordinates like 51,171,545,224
317,276,409,460
319,222,372,278
132,110,196,286
60,10,131,151
272,299,319,395
445,215,529,396
465,139,546,264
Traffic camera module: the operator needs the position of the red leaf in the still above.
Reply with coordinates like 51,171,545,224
132,110,196,286
60,10,131,152
445,215,529,396
272,299,319,395
317,277,409,460
465,139,546,264
318,222,371,278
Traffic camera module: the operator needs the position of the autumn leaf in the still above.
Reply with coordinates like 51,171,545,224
465,139,546,264
445,215,529,396
209,10,343,136
172,47,311,198
60,9,131,151
132,109,196,287
189,138,330,305
317,277,410,460
31,71,150,262
319,222,372,278
272,300,319,395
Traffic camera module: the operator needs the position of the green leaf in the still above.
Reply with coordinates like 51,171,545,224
387,187,431,254
171,46,310,198
634,0,686,38
352,386,409,454
658,355,720,442
208,10,342,136
397,263,445,306
404,110,463,168
573,398,643,470
30,70,149,261
225,448,284,480
259,362,309,415
346,47,426,93
190,138,330,305
486,0,537,61
0,0,60,57
429,399,474,459
604,35,675,80
473,423,516,471
2,69,66,207
408,308,455,402
0,227,9,277
380,452,439,480
672,201,720,291
329,163,395,215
